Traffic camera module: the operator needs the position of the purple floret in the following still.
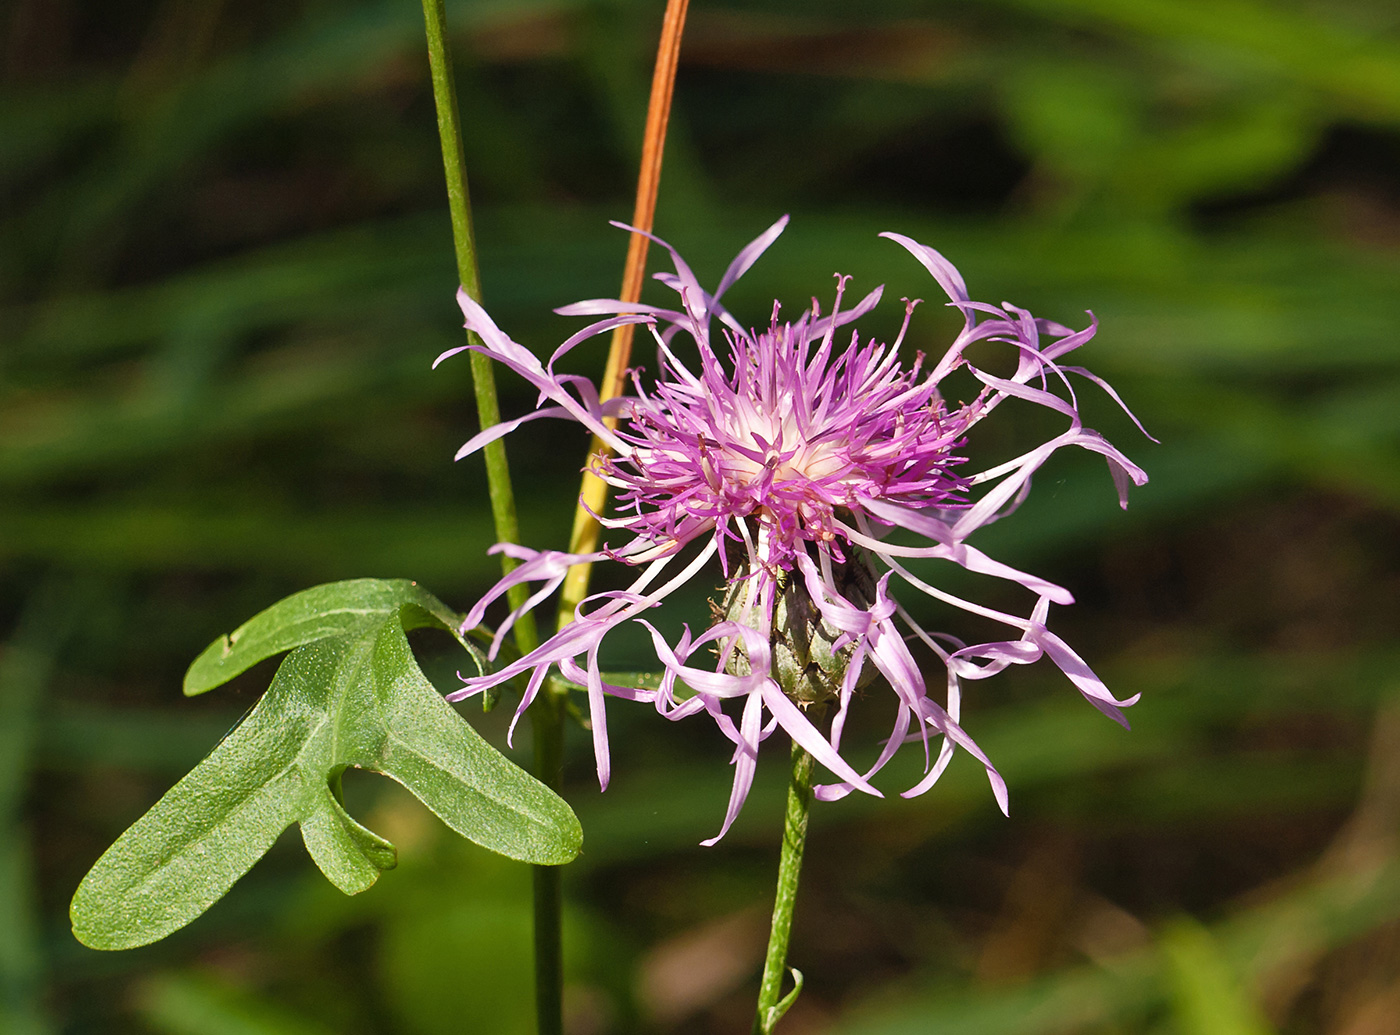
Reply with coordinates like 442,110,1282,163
438,217,1149,843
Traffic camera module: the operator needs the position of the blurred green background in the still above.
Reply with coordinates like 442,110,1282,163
4,0,1399,1032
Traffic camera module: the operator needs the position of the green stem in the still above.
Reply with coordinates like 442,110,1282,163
420,7,560,1035
752,736,816,1035
419,0,538,655
530,685,566,1035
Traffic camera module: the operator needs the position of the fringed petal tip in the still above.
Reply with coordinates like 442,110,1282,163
432,344,473,369
897,762,1010,817
442,681,475,703
1093,692,1140,730
990,772,1010,816
810,783,849,803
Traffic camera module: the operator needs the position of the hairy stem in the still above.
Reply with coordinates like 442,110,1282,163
753,735,816,1034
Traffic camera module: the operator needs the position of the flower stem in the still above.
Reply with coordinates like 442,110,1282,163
556,0,690,630
419,0,538,654
530,683,567,1035
753,735,816,1035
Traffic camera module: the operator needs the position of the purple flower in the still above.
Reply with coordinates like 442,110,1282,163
437,217,1148,843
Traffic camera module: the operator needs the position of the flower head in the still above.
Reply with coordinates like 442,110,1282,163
437,217,1148,843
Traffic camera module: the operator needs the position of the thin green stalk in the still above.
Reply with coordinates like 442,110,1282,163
753,736,816,1035
419,0,537,654
531,684,566,1035
420,7,562,1035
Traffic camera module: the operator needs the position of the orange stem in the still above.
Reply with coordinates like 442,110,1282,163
557,0,690,628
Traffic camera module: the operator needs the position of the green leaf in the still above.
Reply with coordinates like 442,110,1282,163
183,577,476,695
71,584,580,951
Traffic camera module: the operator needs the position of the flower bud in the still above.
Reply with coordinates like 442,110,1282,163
719,549,880,703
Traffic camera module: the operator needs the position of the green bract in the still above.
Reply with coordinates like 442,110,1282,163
720,556,879,705
70,579,582,951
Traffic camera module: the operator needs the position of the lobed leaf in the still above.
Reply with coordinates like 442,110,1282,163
71,583,580,950
183,578,474,696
